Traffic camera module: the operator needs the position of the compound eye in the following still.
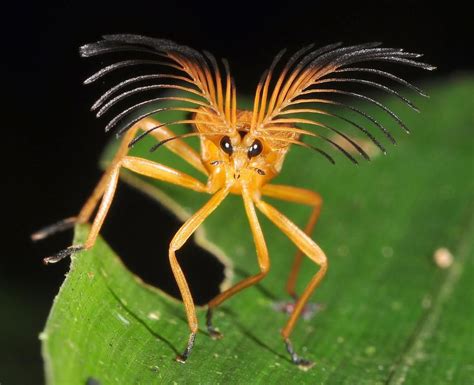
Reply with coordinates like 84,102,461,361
248,139,263,158
220,136,233,155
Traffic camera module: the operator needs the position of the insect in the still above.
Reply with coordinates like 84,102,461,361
33,35,434,368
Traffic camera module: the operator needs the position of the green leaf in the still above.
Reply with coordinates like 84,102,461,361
42,77,474,385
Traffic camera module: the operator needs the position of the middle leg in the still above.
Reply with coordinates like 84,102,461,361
262,184,322,298
205,185,270,339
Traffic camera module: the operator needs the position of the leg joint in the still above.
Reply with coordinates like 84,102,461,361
307,191,323,207
318,255,328,269
260,262,271,275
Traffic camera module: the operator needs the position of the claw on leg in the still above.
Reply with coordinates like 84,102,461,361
175,332,196,364
284,338,314,370
206,308,223,340
43,245,84,264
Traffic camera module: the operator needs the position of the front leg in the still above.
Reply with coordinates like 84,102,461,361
167,186,231,363
43,156,209,263
206,185,270,339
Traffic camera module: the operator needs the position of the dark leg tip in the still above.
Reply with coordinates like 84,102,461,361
284,338,315,371
32,216,77,241
175,354,187,364
43,245,84,265
294,357,315,371
206,308,224,340
208,328,224,340
175,332,196,364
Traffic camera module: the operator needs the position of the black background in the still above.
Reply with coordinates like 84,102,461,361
2,1,472,383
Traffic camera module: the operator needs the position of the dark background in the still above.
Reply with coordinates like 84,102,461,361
2,1,471,383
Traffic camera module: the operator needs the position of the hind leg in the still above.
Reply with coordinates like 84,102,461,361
255,198,328,369
262,184,322,298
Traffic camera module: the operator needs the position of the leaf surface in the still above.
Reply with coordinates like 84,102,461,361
42,77,474,385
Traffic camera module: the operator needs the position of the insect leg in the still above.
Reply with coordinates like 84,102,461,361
32,117,206,241
168,186,231,363
31,124,139,242
206,186,270,339
43,156,209,264
76,125,141,226
77,116,207,225
255,199,328,369
261,184,322,298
